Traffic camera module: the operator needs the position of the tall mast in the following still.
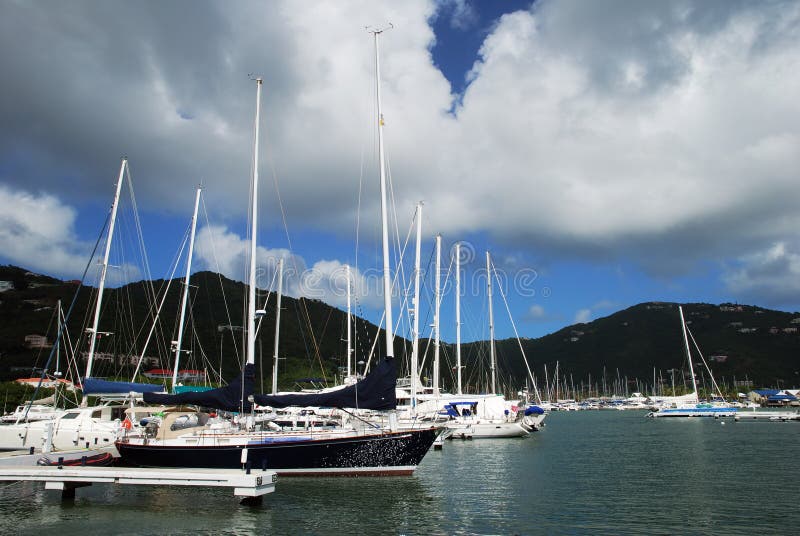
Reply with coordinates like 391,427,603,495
487,251,496,394
555,361,559,401
82,158,126,405
271,258,283,394
372,28,394,358
247,78,263,368
678,305,699,401
544,363,550,401
433,234,441,395
411,202,422,408
171,187,202,390
55,299,62,378
455,242,462,394
346,264,352,378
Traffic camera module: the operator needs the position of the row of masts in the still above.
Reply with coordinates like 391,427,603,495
535,364,744,401
76,29,502,405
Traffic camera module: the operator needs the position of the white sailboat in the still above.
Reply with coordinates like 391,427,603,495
441,251,532,438
0,159,138,454
647,305,737,418
393,242,536,438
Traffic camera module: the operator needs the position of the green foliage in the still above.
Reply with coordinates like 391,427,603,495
2,266,798,394
491,302,800,390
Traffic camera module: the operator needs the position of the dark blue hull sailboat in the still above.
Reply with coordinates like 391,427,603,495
116,359,440,476
116,427,438,476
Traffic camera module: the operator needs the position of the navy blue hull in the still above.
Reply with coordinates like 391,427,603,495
116,428,438,476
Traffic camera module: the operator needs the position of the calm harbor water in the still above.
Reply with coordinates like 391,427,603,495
1,410,798,535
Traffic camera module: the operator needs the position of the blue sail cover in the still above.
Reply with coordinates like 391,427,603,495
82,377,165,395
143,364,255,412
253,357,397,411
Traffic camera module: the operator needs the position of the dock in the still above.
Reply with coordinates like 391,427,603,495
734,410,800,422
0,445,118,467
0,465,277,504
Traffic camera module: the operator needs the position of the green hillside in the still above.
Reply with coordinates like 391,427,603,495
492,302,800,394
2,266,798,398
0,265,393,390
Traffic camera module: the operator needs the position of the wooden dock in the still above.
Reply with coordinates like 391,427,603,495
0,465,277,504
734,410,800,422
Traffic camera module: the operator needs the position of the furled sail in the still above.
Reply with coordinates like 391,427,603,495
82,377,165,395
143,364,254,412
253,358,397,410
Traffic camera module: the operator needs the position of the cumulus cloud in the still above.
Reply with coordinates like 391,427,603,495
723,242,800,308
1,0,799,305
0,184,145,285
572,300,617,324
574,309,592,324
433,0,479,30
0,185,89,276
193,224,382,309
524,304,548,322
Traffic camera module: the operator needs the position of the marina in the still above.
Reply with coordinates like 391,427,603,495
0,2,799,535
1,410,798,534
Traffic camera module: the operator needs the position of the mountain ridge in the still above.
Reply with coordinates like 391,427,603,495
1,265,797,392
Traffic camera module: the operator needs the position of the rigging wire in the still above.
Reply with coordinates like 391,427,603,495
491,258,541,401
20,209,110,420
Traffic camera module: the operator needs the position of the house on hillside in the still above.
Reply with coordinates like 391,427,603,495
24,334,50,348
0,281,13,292
15,378,76,391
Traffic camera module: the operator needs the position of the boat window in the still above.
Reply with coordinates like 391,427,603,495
92,409,103,419
61,412,80,420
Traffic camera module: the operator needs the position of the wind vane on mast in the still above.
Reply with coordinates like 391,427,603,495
365,22,394,34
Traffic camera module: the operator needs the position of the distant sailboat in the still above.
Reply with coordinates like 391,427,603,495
647,305,737,418
441,251,534,438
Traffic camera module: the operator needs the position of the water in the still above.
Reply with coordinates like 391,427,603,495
1,411,798,535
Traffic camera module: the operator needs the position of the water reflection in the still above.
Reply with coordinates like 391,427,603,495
1,412,797,534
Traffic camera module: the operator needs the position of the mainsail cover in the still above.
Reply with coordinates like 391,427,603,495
82,377,165,395
253,357,397,410
143,364,254,412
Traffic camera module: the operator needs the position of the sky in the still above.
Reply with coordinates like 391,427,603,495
1,0,799,344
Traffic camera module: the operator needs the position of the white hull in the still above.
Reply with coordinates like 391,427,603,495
446,419,530,439
647,405,737,418
522,413,546,430
0,406,120,452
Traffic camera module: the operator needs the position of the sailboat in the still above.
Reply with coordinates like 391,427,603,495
117,45,439,475
392,242,539,438
647,305,737,418
0,159,152,454
439,251,533,438
0,167,209,455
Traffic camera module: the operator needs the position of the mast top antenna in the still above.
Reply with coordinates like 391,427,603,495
366,22,393,35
